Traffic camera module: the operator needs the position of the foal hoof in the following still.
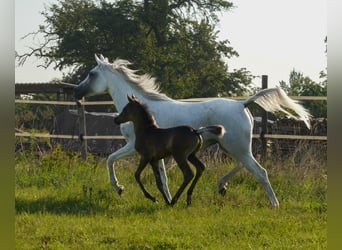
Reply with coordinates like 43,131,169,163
186,195,192,206
169,200,176,207
219,187,227,196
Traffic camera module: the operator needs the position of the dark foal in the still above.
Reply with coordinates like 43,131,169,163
114,95,225,205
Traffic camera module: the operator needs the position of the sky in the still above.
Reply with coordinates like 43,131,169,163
15,0,327,88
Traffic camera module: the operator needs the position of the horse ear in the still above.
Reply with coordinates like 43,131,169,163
94,54,101,65
100,54,109,63
127,95,134,103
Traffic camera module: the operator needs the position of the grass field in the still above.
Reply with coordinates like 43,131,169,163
15,146,327,249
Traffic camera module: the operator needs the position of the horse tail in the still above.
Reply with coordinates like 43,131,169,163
243,87,312,129
196,125,225,137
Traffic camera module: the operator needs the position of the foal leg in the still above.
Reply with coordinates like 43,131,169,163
170,157,194,206
135,158,158,203
108,124,171,201
107,144,171,202
150,160,172,205
186,154,206,205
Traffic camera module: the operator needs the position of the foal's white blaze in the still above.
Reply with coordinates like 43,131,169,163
74,54,311,207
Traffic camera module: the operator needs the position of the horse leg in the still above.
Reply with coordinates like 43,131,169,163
216,145,244,195
107,124,171,200
186,154,206,205
218,163,243,195
106,142,136,195
135,158,158,203
217,134,279,206
150,160,172,204
170,157,194,206
155,159,172,203
240,154,279,207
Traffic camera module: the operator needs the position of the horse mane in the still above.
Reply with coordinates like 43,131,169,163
99,57,171,101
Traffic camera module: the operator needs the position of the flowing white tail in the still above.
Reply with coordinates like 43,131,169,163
243,87,312,129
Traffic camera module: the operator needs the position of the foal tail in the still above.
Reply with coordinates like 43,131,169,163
196,125,225,137
243,87,312,129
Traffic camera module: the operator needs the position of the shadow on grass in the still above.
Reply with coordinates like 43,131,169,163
15,196,107,215
128,202,167,215
15,195,170,216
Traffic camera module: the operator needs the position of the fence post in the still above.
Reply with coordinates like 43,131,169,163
261,75,268,161
78,98,88,159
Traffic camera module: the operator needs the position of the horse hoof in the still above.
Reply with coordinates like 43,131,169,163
117,186,124,196
219,187,227,196
270,201,280,208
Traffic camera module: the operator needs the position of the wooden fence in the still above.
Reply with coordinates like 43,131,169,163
15,95,327,159
15,96,327,140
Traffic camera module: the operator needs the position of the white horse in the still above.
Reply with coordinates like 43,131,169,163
74,54,311,207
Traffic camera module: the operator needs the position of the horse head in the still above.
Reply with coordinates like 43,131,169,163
74,54,119,100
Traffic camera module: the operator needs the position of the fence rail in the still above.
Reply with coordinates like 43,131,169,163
15,132,327,141
15,132,125,140
15,95,327,158
15,95,327,106
15,96,327,142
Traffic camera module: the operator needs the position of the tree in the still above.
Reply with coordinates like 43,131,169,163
17,0,254,98
15,93,56,132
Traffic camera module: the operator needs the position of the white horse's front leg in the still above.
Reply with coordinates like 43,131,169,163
107,142,136,195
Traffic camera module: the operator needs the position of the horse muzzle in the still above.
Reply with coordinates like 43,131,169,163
113,115,122,125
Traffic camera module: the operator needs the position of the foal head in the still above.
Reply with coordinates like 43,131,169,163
114,95,158,128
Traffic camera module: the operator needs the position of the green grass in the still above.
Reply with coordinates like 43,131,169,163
15,147,327,249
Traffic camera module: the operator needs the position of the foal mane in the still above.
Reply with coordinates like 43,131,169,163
99,56,171,101
133,98,159,128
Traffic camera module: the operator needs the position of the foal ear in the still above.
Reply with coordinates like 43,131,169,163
127,95,135,103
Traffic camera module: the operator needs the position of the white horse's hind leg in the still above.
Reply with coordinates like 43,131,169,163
107,143,136,194
241,155,279,207
218,163,243,195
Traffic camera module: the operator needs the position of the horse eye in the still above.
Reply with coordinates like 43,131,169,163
89,72,96,78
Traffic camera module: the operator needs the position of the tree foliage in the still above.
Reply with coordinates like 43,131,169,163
17,0,256,98
15,94,56,132
279,69,327,118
